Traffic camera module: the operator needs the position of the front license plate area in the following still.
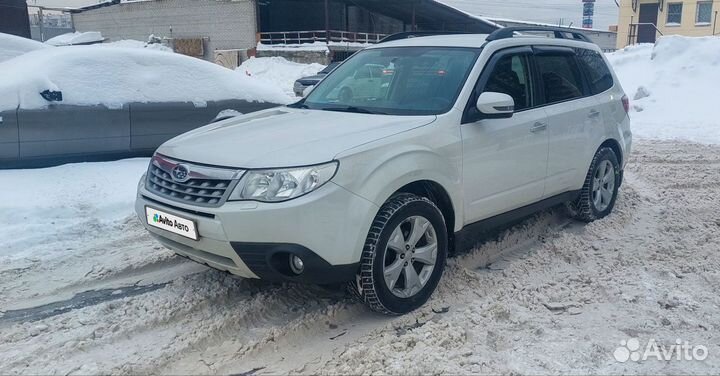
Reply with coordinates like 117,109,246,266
145,206,198,240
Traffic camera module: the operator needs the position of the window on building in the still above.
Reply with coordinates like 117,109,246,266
667,3,683,24
535,54,585,104
696,1,713,24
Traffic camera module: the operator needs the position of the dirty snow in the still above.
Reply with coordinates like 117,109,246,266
238,56,325,98
2,36,720,375
608,36,720,144
0,32,50,63
0,46,291,112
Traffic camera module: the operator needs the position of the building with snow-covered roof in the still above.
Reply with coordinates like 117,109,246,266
71,0,500,65
486,17,618,51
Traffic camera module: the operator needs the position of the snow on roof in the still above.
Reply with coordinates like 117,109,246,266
487,17,615,34
45,31,105,46
0,45,291,112
432,1,505,30
0,33,51,63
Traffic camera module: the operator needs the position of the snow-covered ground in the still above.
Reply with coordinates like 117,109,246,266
1,36,719,375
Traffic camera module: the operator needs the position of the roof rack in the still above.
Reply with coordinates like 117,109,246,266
379,31,469,43
486,26,593,43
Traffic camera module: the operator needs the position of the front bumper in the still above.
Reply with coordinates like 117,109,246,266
136,179,378,284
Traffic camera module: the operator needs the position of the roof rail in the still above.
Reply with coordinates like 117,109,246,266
486,26,593,43
379,31,469,43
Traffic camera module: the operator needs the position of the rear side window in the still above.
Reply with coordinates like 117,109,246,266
535,54,584,104
576,49,614,94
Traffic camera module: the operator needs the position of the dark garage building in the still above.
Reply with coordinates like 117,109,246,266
0,0,31,38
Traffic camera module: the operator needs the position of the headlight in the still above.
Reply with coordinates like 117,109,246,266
228,161,338,202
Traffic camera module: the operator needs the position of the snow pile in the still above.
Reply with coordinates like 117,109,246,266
0,32,50,63
0,46,291,112
0,159,148,260
104,39,173,52
608,36,720,144
238,56,325,97
45,31,104,46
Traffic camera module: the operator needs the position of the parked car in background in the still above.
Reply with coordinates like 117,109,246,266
0,45,287,168
293,61,341,96
136,28,631,315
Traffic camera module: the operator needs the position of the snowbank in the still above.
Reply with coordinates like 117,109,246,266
238,56,325,97
45,31,104,46
0,158,148,260
0,32,50,63
0,46,291,112
608,36,720,144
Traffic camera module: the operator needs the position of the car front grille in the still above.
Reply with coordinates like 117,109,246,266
146,154,244,207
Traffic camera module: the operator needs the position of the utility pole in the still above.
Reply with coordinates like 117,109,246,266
714,10,718,35
38,7,44,42
325,0,330,44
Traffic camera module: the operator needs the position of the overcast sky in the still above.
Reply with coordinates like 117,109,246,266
443,0,620,30
28,0,620,31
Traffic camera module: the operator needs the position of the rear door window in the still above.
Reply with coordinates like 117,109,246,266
576,49,614,94
534,53,585,105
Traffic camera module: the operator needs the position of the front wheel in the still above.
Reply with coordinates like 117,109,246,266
567,147,621,222
350,193,448,315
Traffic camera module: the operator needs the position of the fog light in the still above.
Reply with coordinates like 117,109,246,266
290,255,304,275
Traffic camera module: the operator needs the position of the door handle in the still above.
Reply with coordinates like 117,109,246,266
588,110,601,118
531,122,547,133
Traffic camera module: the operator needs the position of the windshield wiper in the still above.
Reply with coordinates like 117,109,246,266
321,106,385,115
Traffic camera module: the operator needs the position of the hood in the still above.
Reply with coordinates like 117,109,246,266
158,107,436,168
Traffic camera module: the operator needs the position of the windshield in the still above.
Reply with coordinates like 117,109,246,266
296,47,480,115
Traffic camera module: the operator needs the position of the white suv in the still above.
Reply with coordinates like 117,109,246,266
136,28,632,315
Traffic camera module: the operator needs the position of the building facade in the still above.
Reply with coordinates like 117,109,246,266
72,0,258,61
616,0,719,48
72,0,499,66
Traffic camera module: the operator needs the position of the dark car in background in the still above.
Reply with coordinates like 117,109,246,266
293,62,340,96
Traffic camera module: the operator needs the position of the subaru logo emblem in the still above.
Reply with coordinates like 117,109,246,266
171,164,190,183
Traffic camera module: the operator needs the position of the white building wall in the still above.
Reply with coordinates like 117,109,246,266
73,0,257,60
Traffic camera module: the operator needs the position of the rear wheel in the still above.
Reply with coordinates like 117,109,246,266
567,147,621,222
350,193,448,315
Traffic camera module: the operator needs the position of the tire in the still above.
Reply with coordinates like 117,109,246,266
567,147,621,222
350,193,448,315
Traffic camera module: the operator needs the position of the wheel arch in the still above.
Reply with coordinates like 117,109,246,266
393,180,457,253
599,138,623,167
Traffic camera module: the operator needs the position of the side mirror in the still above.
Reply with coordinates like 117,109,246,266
476,92,514,119
302,85,315,98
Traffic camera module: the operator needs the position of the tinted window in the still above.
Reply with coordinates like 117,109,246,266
535,54,584,104
577,49,614,94
482,54,532,111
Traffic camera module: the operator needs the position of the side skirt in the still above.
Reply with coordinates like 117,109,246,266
454,190,580,253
